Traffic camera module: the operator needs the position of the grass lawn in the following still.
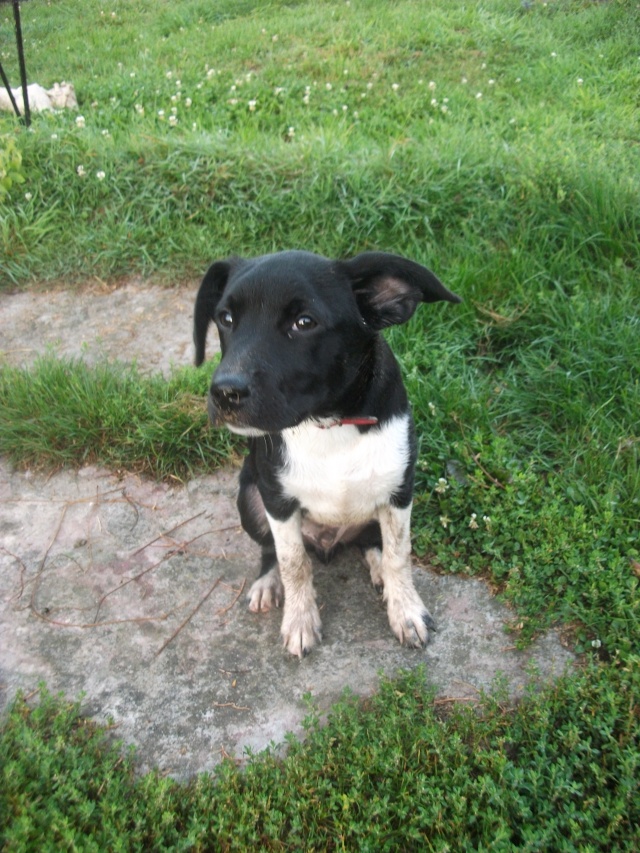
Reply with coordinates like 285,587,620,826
1,0,639,848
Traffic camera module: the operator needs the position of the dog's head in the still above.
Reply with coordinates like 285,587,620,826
194,250,461,434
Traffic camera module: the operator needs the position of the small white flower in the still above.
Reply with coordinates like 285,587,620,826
392,83,399,91
96,170,106,180
577,78,584,85
476,92,483,99
272,34,278,42
441,104,448,114
342,104,348,112
515,77,522,83
591,638,602,649
435,478,449,494
551,52,557,58
101,129,110,137
469,514,479,530
207,69,216,79
461,76,468,84
51,133,58,140
431,98,438,107
75,115,86,128
483,515,492,530
248,99,257,111
287,126,295,138
440,515,450,529
428,80,436,91
158,109,165,118
24,192,32,201
135,104,145,115
275,87,285,96
76,165,86,177
166,71,173,79
303,94,310,105
428,402,436,416
326,82,332,90
185,97,192,107
169,115,178,126
228,98,238,106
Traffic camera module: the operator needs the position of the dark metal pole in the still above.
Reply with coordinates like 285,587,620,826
12,0,30,126
0,59,22,118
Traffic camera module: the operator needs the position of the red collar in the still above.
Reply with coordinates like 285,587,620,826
317,416,379,429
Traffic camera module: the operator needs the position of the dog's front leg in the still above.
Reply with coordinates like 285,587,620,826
266,509,322,658
369,504,435,648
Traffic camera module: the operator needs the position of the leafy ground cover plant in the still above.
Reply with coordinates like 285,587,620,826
2,663,638,850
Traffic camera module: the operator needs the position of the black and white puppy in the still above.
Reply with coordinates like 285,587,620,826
194,251,461,657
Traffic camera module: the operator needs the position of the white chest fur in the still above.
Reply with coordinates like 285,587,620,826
278,414,411,526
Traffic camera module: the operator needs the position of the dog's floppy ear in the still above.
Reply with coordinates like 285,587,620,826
193,260,233,366
340,251,461,331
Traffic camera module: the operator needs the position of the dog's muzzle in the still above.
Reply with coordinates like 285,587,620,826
208,372,249,421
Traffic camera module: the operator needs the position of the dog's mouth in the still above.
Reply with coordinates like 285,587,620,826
207,392,305,436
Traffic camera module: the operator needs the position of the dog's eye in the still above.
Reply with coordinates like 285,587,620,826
292,315,317,332
218,309,234,328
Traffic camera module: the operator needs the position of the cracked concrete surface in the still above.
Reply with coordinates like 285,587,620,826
0,283,575,777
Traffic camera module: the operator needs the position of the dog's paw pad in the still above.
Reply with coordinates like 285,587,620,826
400,617,430,648
247,568,284,613
281,604,323,658
387,597,434,648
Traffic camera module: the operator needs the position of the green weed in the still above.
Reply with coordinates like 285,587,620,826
2,664,639,850
0,357,238,479
0,0,638,284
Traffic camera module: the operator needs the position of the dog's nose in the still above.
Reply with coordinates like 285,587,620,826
210,374,250,407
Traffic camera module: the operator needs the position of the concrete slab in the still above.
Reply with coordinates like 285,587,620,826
0,459,575,778
0,280,209,377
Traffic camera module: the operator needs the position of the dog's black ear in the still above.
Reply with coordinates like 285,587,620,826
340,251,461,331
193,260,232,366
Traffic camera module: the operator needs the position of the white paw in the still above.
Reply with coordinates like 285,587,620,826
280,600,323,658
364,547,384,592
386,588,435,648
247,567,284,612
